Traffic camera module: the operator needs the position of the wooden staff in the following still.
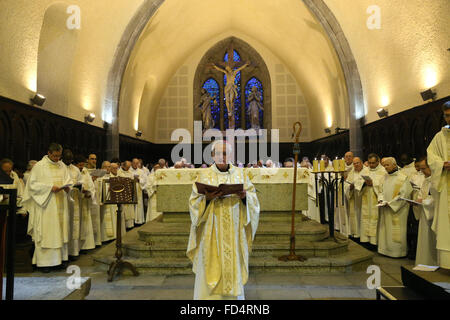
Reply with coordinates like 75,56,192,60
279,122,307,262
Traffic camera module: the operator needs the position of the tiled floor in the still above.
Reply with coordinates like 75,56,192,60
6,240,412,300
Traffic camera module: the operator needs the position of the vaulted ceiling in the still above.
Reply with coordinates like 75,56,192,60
0,0,448,142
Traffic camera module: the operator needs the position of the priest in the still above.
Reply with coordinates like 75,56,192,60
359,153,386,246
62,150,82,259
145,164,162,222
86,153,102,246
130,158,147,225
413,157,437,266
377,157,413,258
77,155,97,252
426,100,450,269
23,143,71,272
344,157,364,239
187,141,260,300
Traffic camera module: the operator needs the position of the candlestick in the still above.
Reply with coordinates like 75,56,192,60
339,159,345,172
313,159,319,172
332,159,339,171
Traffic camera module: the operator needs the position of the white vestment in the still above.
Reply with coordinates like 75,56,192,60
427,127,450,269
79,167,97,250
413,176,437,266
187,164,260,300
400,162,417,179
23,156,71,267
145,172,162,222
23,171,31,186
344,169,364,238
306,169,320,223
66,164,82,256
377,170,413,258
359,165,387,245
130,167,147,225
86,168,102,246
117,169,136,229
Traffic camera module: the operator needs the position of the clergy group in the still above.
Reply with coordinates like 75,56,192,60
0,101,449,278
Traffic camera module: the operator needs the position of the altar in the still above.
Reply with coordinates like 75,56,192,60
155,167,309,212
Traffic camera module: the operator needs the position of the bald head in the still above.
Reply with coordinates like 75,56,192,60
122,161,131,171
132,158,140,170
382,157,397,173
353,157,363,172
158,158,166,168
101,161,111,173
110,163,119,175
344,152,354,166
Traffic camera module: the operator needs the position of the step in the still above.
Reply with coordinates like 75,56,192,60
123,238,348,259
137,220,328,244
93,241,373,275
162,212,308,223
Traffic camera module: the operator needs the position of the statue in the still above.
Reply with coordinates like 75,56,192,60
247,86,264,130
198,88,217,130
210,45,251,129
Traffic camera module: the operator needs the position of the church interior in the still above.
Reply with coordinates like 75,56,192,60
0,0,449,302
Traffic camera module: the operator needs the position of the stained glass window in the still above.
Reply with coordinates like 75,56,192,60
202,78,220,130
245,77,264,129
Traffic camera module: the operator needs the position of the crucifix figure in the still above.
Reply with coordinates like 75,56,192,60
210,45,250,129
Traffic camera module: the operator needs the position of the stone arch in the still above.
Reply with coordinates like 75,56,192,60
104,0,364,158
193,37,272,131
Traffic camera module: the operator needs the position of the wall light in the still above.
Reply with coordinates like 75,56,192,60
30,94,46,106
420,89,436,102
136,130,143,137
377,108,389,118
324,128,331,134
84,113,96,123
335,127,349,134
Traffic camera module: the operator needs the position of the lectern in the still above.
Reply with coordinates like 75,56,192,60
103,177,139,282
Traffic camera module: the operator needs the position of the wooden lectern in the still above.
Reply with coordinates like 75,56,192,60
103,177,139,282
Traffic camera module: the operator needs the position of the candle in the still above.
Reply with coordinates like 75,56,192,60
333,159,339,171
313,159,319,172
339,159,345,172
320,159,325,172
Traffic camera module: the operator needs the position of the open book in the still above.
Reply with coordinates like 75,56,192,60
413,264,439,272
195,182,243,196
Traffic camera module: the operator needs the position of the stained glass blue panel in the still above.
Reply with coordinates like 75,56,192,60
202,78,220,129
245,77,264,129
224,50,241,62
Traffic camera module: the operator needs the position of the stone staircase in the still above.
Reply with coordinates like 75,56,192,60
93,212,374,275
